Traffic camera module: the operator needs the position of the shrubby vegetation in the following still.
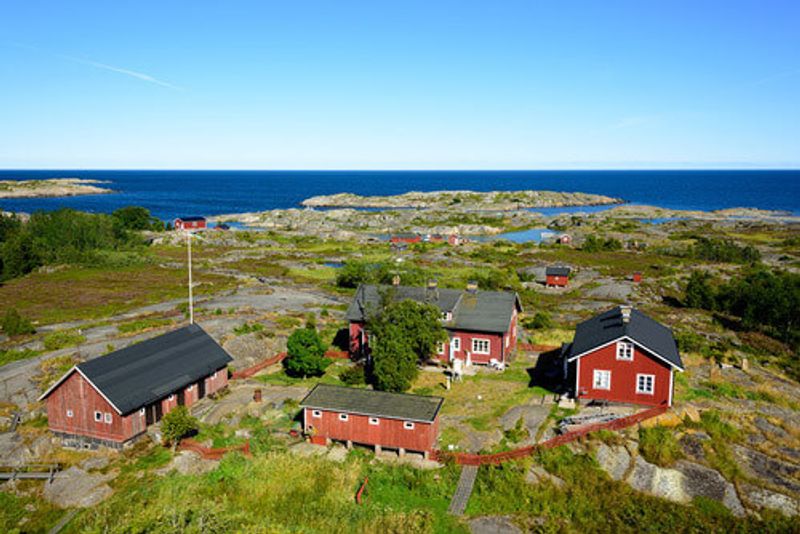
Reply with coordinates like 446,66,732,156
581,234,622,252
664,236,761,264
284,326,330,378
521,311,553,330
160,406,199,450
1,308,35,336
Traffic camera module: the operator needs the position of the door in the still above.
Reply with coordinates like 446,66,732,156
198,380,206,399
177,390,185,406
145,404,155,426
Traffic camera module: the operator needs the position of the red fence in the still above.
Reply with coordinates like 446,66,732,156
231,353,287,379
178,438,251,460
355,477,369,504
518,343,560,353
432,405,667,466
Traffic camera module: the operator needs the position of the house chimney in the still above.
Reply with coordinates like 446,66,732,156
466,280,478,293
620,305,632,323
392,274,401,286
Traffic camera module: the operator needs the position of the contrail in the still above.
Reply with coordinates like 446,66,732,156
59,54,183,91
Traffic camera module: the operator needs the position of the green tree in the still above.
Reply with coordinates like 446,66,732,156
284,327,330,377
112,206,163,231
1,308,35,336
684,271,716,309
160,405,199,450
335,260,370,288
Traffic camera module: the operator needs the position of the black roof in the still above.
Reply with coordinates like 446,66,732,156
42,324,232,414
546,266,571,277
176,216,206,221
566,307,683,369
300,384,444,422
346,284,522,334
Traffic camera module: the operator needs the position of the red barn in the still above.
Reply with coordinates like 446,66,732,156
301,384,443,457
347,282,522,367
39,324,231,448
174,216,207,231
390,232,422,244
545,266,570,287
562,306,684,407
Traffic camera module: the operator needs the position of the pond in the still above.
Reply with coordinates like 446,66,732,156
474,227,555,244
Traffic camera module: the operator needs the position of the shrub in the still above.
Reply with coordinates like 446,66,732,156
638,426,683,467
1,308,35,336
43,329,86,351
684,271,715,309
523,311,553,330
284,328,329,378
233,322,265,336
161,406,199,449
339,365,366,386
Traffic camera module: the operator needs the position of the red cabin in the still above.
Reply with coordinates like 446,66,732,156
389,232,422,244
562,306,684,407
633,272,643,283
301,384,443,457
347,282,521,367
39,324,231,448
174,216,207,231
545,266,570,287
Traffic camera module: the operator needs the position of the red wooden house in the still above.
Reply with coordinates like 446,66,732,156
301,384,443,457
390,232,422,244
39,324,231,448
174,216,207,231
545,266,570,287
347,282,522,366
562,306,684,407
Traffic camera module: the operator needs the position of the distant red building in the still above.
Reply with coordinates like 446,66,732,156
347,282,521,366
633,272,643,283
174,216,207,231
389,233,421,244
562,306,684,407
301,384,443,457
545,266,570,287
39,325,231,448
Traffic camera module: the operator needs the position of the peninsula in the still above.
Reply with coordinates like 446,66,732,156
0,178,113,198
301,190,622,210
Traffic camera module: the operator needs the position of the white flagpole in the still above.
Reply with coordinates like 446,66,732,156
187,231,194,325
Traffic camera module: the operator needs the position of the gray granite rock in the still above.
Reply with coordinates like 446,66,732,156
594,442,631,481
43,467,113,508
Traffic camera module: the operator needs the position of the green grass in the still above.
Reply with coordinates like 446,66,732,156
0,348,41,367
117,317,173,334
0,491,63,534
638,426,683,467
43,329,86,351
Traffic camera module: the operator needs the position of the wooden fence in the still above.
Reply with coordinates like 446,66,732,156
518,343,560,353
231,350,350,380
432,405,667,466
178,438,251,460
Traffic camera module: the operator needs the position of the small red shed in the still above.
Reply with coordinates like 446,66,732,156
39,324,231,448
545,266,570,287
301,384,443,457
174,216,207,231
562,306,684,407
633,272,643,283
390,232,422,244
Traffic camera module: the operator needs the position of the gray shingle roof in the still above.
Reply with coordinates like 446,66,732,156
546,266,571,277
300,384,444,422
566,307,683,369
42,324,232,414
346,284,522,334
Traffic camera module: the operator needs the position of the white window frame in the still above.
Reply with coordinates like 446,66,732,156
451,337,461,351
94,411,102,422
437,342,445,355
593,369,611,390
339,413,349,422
636,374,655,395
139,408,146,416
66,409,74,418
403,421,415,430
472,338,491,355
104,412,113,424
616,341,634,361
212,371,218,379
505,335,509,348
168,394,175,402
187,384,194,391
369,417,380,426
312,409,322,418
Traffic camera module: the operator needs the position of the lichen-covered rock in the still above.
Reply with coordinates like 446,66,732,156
525,465,565,488
675,461,745,517
594,442,631,481
43,467,113,508
740,483,799,517
469,516,523,534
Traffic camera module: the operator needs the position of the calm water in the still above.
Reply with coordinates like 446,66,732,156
1,170,798,220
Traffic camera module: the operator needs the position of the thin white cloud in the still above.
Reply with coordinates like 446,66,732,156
59,54,183,91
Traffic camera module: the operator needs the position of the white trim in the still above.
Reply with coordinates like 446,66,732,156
104,412,113,424
403,421,415,430
369,417,380,426
636,374,655,395
437,342,445,355
66,409,74,418
575,358,581,398
311,409,322,418
567,335,684,371
139,408,146,416
300,406,437,424
471,338,491,355
94,410,103,422
668,370,674,407
38,366,125,415
168,394,175,402
593,369,611,390
451,337,461,351
338,413,349,422
616,341,634,361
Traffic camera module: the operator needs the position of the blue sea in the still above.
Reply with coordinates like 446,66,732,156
1,170,798,221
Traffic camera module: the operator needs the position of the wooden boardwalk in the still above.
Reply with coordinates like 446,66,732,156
448,465,478,516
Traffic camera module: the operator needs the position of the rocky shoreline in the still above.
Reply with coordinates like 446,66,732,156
0,178,113,198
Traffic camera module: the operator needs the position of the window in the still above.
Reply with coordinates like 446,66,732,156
139,408,146,416
616,342,634,361
441,311,452,321
94,411,102,422
66,409,74,418
593,370,611,390
437,342,445,355
212,371,218,379
339,413,349,422
505,336,509,348
451,337,461,351
636,374,655,395
312,410,322,418
168,394,175,401
369,417,380,426
104,412,113,424
403,421,415,430
187,384,194,391
472,338,490,354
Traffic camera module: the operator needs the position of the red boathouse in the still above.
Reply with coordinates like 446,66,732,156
545,266,570,287
39,324,231,448
174,216,207,231
347,281,522,366
390,232,422,244
301,384,443,457
562,306,684,407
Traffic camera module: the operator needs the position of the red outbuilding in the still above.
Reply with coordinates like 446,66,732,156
633,272,643,283
545,266,570,287
174,216,207,231
301,384,443,457
39,324,231,448
347,281,522,367
562,306,684,407
389,232,422,244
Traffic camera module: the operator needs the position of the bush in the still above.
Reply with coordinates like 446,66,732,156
1,308,35,336
638,426,683,466
43,329,86,351
582,234,622,252
284,327,329,378
233,322,265,336
161,406,199,449
684,271,715,309
523,312,553,330
112,206,163,231
339,365,366,386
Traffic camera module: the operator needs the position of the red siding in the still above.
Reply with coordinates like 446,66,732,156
576,341,673,407
174,218,207,230
546,275,568,287
304,407,439,453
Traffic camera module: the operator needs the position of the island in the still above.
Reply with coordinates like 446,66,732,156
0,178,113,198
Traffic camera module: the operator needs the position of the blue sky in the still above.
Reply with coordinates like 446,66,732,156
1,1,798,169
